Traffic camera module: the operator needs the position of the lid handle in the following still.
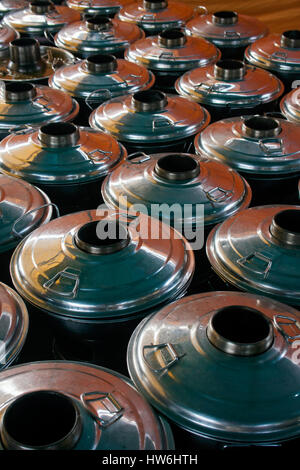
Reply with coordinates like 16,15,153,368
237,251,273,278
85,88,112,110
259,138,283,154
143,343,183,373
87,148,112,164
12,203,59,239
206,187,233,203
43,267,81,297
273,315,300,341
193,5,208,16
126,152,151,164
80,391,123,428
32,94,52,112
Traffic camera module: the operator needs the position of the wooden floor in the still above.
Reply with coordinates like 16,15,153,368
183,0,300,33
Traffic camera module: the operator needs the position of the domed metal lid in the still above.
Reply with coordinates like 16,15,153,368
10,210,194,320
245,31,300,74
0,82,79,136
117,0,194,34
206,205,300,306
89,90,211,144
125,28,221,73
3,1,81,36
0,361,174,450
0,174,53,253
186,10,268,48
0,122,126,185
102,152,252,229
175,59,284,108
194,115,300,175
280,87,300,123
49,54,155,105
127,290,300,443
0,0,28,17
0,283,29,370
0,38,76,82
0,24,18,58
54,16,144,58
66,0,132,16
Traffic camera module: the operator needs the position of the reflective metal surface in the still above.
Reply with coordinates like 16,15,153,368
127,290,300,443
0,361,175,449
66,0,132,17
102,152,252,229
0,0,28,19
0,282,29,370
280,87,300,123
206,205,300,306
0,24,19,59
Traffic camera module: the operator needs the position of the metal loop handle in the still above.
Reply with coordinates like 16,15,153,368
85,88,112,110
143,343,182,373
80,391,123,428
259,138,283,154
88,148,112,164
32,94,52,112
12,202,60,239
159,52,175,60
43,267,80,298
273,315,300,341
193,5,208,16
237,251,273,278
9,125,37,135
142,13,156,20
44,29,56,45
271,51,288,61
126,152,151,164
224,31,241,38
206,187,233,203
152,116,174,129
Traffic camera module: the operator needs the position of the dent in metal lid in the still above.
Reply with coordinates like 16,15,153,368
0,361,174,450
127,290,300,443
0,283,29,370
117,0,195,34
102,152,252,229
194,115,300,175
245,31,300,74
0,82,79,137
206,205,300,306
0,24,18,58
0,174,53,253
186,10,268,48
125,28,221,73
0,38,76,82
10,210,194,320
66,0,133,16
54,16,145,58
3,2,81,36
280,87,300,123
89,90,211,144
0,122,126,185
49,54,155,105
175,59,284,108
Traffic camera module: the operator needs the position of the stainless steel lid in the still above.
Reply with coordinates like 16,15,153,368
89,90,211,144
0,361,174,450
127,290,300,443
186,10,268,48
102,152,252,229
194,115,300,175
0,82,79,136
117,0,195,34
280,87,300,123
0,38,76,82
0,283,29,370
10,210,194,320
125,28,221,73
206,205,300,306
245,31,300,74
54,16,145,58
175,59,284,108
0,174,53,253
0,0,28,18
0,122,126,185
49,54,155,105
66,0,132,17
0,24,19,59
3,1,81,36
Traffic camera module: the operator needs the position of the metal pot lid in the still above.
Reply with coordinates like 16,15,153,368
10,210,194,320
127,290,300,443
194,115,300,175
0,24,18,59
54,16,145,58
0,361,174,450
117,0,194,33
0,0,28,17
66,0,132,16
206,205,300,306
0,82,79,135
49,54,155,104
89,90,210,144
3,1,81,36
175,59,284,108
186,10,268,48
245,31,300,74
0,122,126,185
125,28,221,73
0,38,76,82
280,87,300,123
102,152,252,229
0,174,53,253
